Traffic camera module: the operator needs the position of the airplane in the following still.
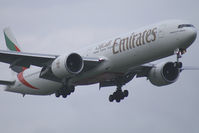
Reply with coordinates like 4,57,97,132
0,20,197,103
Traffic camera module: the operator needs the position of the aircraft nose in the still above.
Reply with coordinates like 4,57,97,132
185,27,197,46
189,28,197,41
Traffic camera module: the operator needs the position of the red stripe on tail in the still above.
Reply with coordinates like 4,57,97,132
14,45,21,52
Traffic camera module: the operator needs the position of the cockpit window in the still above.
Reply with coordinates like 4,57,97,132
178,24,195,28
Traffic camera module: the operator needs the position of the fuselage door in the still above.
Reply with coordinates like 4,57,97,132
158,24,167,39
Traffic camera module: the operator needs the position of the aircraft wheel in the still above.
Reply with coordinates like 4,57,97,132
109,87,128,102
116,97,121,103
178,62,183,68
66,90,71,95
119,92,124,100
55,91,60,97
62,93,67,98
113,92,117,97
175,62,182,68
123,90,129,97
117,90,123,100
109,95,114,102
121,95,124,100
70,86,75,93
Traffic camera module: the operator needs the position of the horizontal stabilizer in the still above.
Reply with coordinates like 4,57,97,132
0,80,15,85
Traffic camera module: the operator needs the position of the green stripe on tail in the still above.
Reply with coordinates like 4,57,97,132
3,28,21,52
3,28,25,73
4,33,20,51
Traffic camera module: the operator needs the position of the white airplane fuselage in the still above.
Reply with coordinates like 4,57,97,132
5,20,197,95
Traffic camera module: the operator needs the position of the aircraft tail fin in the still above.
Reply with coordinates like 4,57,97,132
3,28,25,73
3,27,21,52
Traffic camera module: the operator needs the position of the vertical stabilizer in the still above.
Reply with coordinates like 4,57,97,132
3,28,25,73
3,27,21,52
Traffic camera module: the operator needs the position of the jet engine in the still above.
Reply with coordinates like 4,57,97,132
148,62,180,86
51,53,84,78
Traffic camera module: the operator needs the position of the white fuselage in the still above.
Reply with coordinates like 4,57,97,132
6,20,197,95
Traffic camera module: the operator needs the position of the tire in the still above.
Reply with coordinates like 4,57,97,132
123,90,129,97
109,95,114,102
62,93,67,98
67,91,71,95
55,91,60,97
70,87,75,93
113,92,117,97
178,62,183,68
116,98,120,103
174,62,183,68
120,93,125,100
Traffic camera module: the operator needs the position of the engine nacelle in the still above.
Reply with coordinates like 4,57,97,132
51,53,84,78
148,62,180,86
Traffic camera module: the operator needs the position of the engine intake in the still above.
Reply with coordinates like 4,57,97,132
148,62,180,86
162,62,179,81
66,53,83,74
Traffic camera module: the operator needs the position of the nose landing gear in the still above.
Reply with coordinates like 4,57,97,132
174,48,186,69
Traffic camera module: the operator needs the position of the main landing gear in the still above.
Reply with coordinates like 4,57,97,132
107,73,135,103
109,86,129,103
55,86,75,98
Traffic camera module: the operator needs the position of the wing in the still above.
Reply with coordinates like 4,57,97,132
0,49,104,69
99,62,199,88
99,64,153,88
0,80,15,85
132,64,153,78
181,66,199,71
82,57,105,71
0,50,104,82
0,50,58,68
2,28,104,77
39,56,105,82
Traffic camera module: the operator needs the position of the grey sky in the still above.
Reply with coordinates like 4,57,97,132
0,0,199,133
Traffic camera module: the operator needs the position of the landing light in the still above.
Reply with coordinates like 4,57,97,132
180,49,186,55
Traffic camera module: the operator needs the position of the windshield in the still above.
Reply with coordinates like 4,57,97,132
178,24,195,28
